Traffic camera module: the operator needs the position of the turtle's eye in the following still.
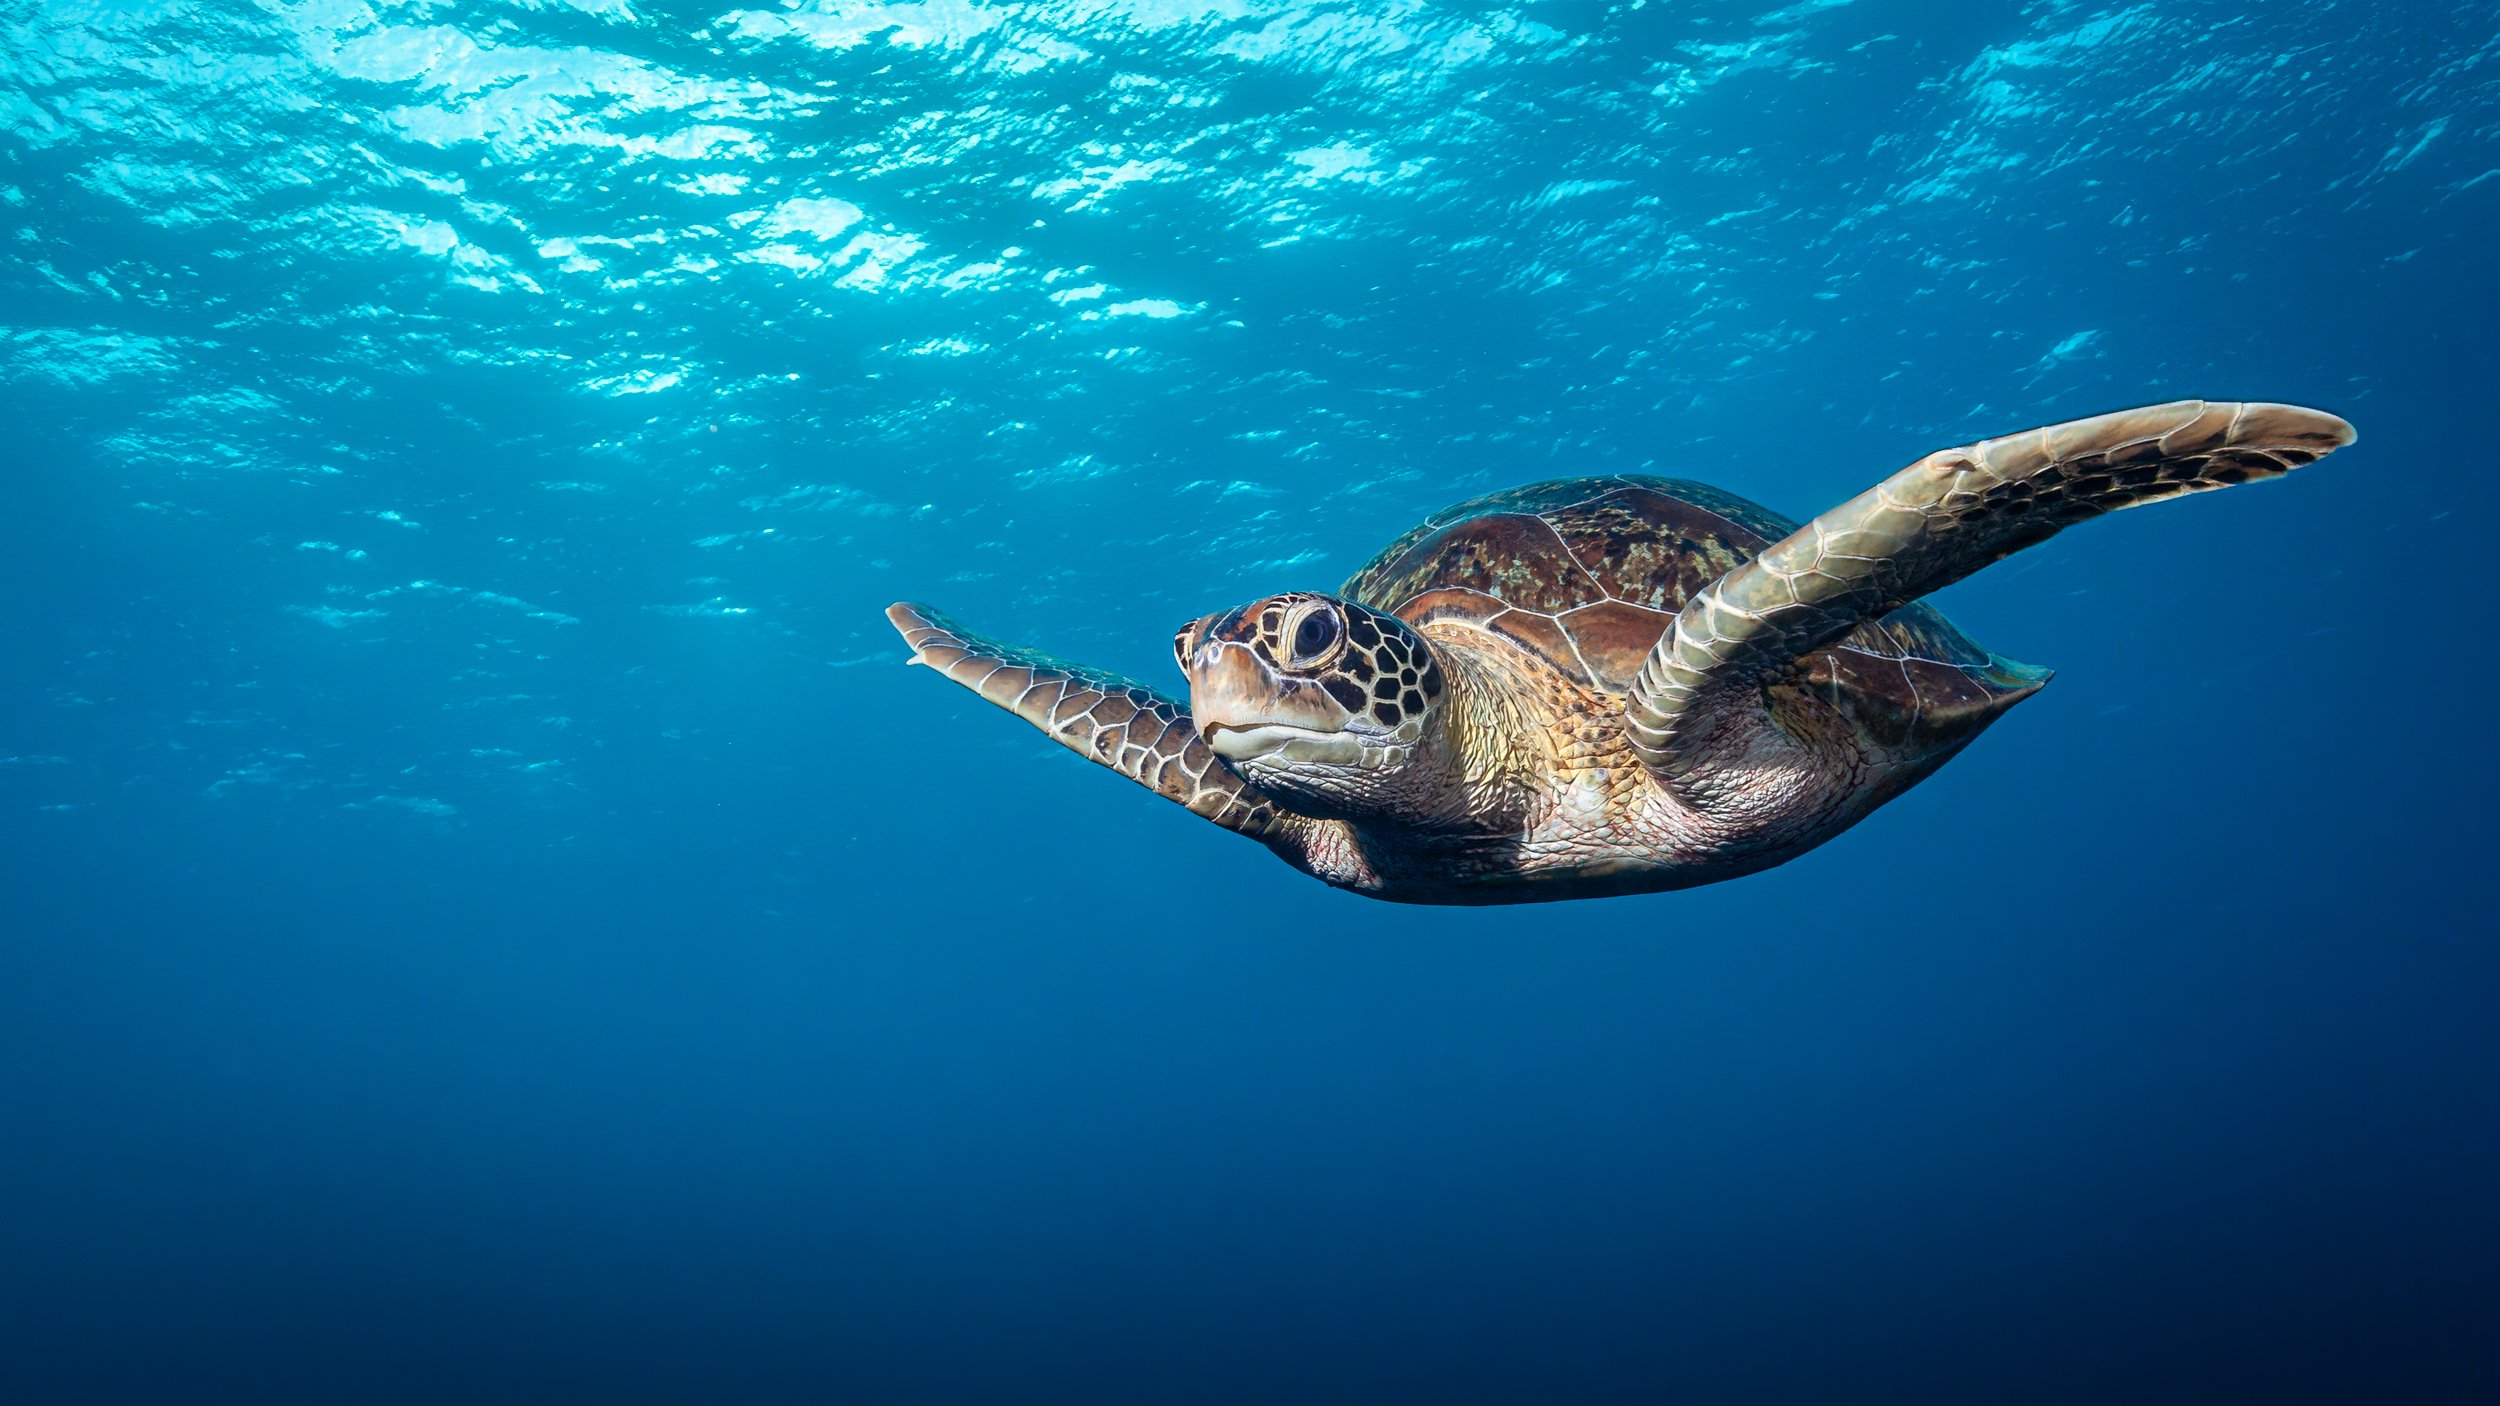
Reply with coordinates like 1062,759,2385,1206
1287,604,1342,669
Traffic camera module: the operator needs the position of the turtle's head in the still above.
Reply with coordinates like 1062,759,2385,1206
1175,593,1449,818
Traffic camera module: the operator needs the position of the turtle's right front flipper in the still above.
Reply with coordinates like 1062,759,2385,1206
1624,400,2357,804
887,603,1295,842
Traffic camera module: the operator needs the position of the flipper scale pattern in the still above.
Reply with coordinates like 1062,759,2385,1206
887,602,1291,837
1625,400,2356,799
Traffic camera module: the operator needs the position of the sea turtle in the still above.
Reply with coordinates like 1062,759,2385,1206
888,400,2354,905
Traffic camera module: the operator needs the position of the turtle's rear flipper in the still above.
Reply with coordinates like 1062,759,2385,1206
887,603,1294,841
1623,400,2356,804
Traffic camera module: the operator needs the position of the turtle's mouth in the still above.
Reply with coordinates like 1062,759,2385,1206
1202,720,1357,763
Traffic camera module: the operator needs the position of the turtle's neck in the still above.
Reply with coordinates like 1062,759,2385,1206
1423,629,1547,829
1270,630,1556,898
1264,624,1536,847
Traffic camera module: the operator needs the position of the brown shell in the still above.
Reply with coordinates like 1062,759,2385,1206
1341,476,2047,758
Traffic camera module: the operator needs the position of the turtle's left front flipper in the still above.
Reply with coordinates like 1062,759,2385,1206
887,603,1295,841
1624,400,2356,804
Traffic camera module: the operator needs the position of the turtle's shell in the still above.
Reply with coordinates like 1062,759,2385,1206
1341,476,2047,757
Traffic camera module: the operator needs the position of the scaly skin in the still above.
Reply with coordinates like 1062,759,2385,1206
1626,401,2356,806
1283,622,1879,903
889,400,2358,906
885,603,1293,840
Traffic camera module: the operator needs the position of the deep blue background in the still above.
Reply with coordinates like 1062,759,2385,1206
5,0,2497,1400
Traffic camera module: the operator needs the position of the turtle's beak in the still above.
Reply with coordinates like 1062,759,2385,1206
1190,642,1278,743
1203,720,1361,763
1189,643,1353,761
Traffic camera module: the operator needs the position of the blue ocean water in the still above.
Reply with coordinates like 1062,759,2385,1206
5,0,2497,1398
